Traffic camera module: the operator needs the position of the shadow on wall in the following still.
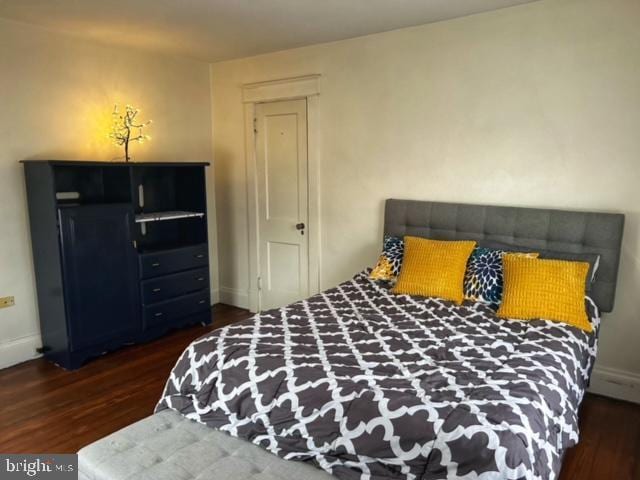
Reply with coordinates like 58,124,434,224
599,210,640,368
328,198,385,289
607,210,639,314
214,147,244,291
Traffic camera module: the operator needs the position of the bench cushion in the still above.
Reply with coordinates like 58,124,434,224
78,410,334,480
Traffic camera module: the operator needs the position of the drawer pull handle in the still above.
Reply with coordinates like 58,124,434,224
152,288,162,293
195,254,205,259
151,262,161,268
198,300,206,304
154,312,164,317
196,277,205,281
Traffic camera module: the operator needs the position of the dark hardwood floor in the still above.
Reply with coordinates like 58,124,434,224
0,304,251,453
0,303,638,480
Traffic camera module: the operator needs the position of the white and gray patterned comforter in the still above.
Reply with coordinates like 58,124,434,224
157,271,599,480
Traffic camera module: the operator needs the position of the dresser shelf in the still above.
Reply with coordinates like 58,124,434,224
135,211,205,223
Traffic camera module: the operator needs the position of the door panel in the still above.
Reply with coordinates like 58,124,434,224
256,99,308,310
267,241,301,293
59,204,140,350
265,113,300,221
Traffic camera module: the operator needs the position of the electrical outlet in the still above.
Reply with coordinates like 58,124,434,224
0,296,15,308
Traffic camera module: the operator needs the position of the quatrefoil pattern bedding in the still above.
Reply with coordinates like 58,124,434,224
157,271,599,480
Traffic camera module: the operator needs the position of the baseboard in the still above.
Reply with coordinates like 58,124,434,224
218,286,249,309
0,334,42,370
589,366,640,404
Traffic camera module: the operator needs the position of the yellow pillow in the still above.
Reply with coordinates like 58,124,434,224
497,255,591,332
392,237,476,304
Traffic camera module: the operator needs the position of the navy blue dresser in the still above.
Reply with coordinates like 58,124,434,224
22,160,212,369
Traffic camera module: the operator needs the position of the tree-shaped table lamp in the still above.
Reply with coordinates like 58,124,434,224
110,104,152,162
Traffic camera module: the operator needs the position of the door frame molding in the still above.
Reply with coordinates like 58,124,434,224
242,75,321,312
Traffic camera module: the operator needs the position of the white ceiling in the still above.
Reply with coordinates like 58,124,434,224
0,0,538,62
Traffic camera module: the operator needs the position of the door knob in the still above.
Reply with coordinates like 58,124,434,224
295,223,305,230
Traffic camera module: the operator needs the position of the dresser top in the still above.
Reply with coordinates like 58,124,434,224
21,160,210,167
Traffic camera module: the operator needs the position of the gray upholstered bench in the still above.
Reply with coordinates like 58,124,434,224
78,410,334,480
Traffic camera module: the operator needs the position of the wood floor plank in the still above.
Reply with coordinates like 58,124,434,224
0,303,637,480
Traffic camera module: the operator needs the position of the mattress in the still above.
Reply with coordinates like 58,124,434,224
77,409,334,480
157,270,600,480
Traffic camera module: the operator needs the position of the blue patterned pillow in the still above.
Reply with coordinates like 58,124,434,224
464,247,537,309
370,235,404,282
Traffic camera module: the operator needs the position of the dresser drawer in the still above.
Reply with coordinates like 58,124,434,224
141,267,209,305
143,290,210,328
139,244,208,279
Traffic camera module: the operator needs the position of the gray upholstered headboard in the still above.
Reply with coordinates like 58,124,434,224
384,199,625,313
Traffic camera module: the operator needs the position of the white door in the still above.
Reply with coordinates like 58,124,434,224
255,99,309,310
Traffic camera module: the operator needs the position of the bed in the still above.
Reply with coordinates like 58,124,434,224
78,199,624,480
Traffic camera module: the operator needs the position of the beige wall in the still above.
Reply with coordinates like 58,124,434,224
0,18,217,368
211,0,640,399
